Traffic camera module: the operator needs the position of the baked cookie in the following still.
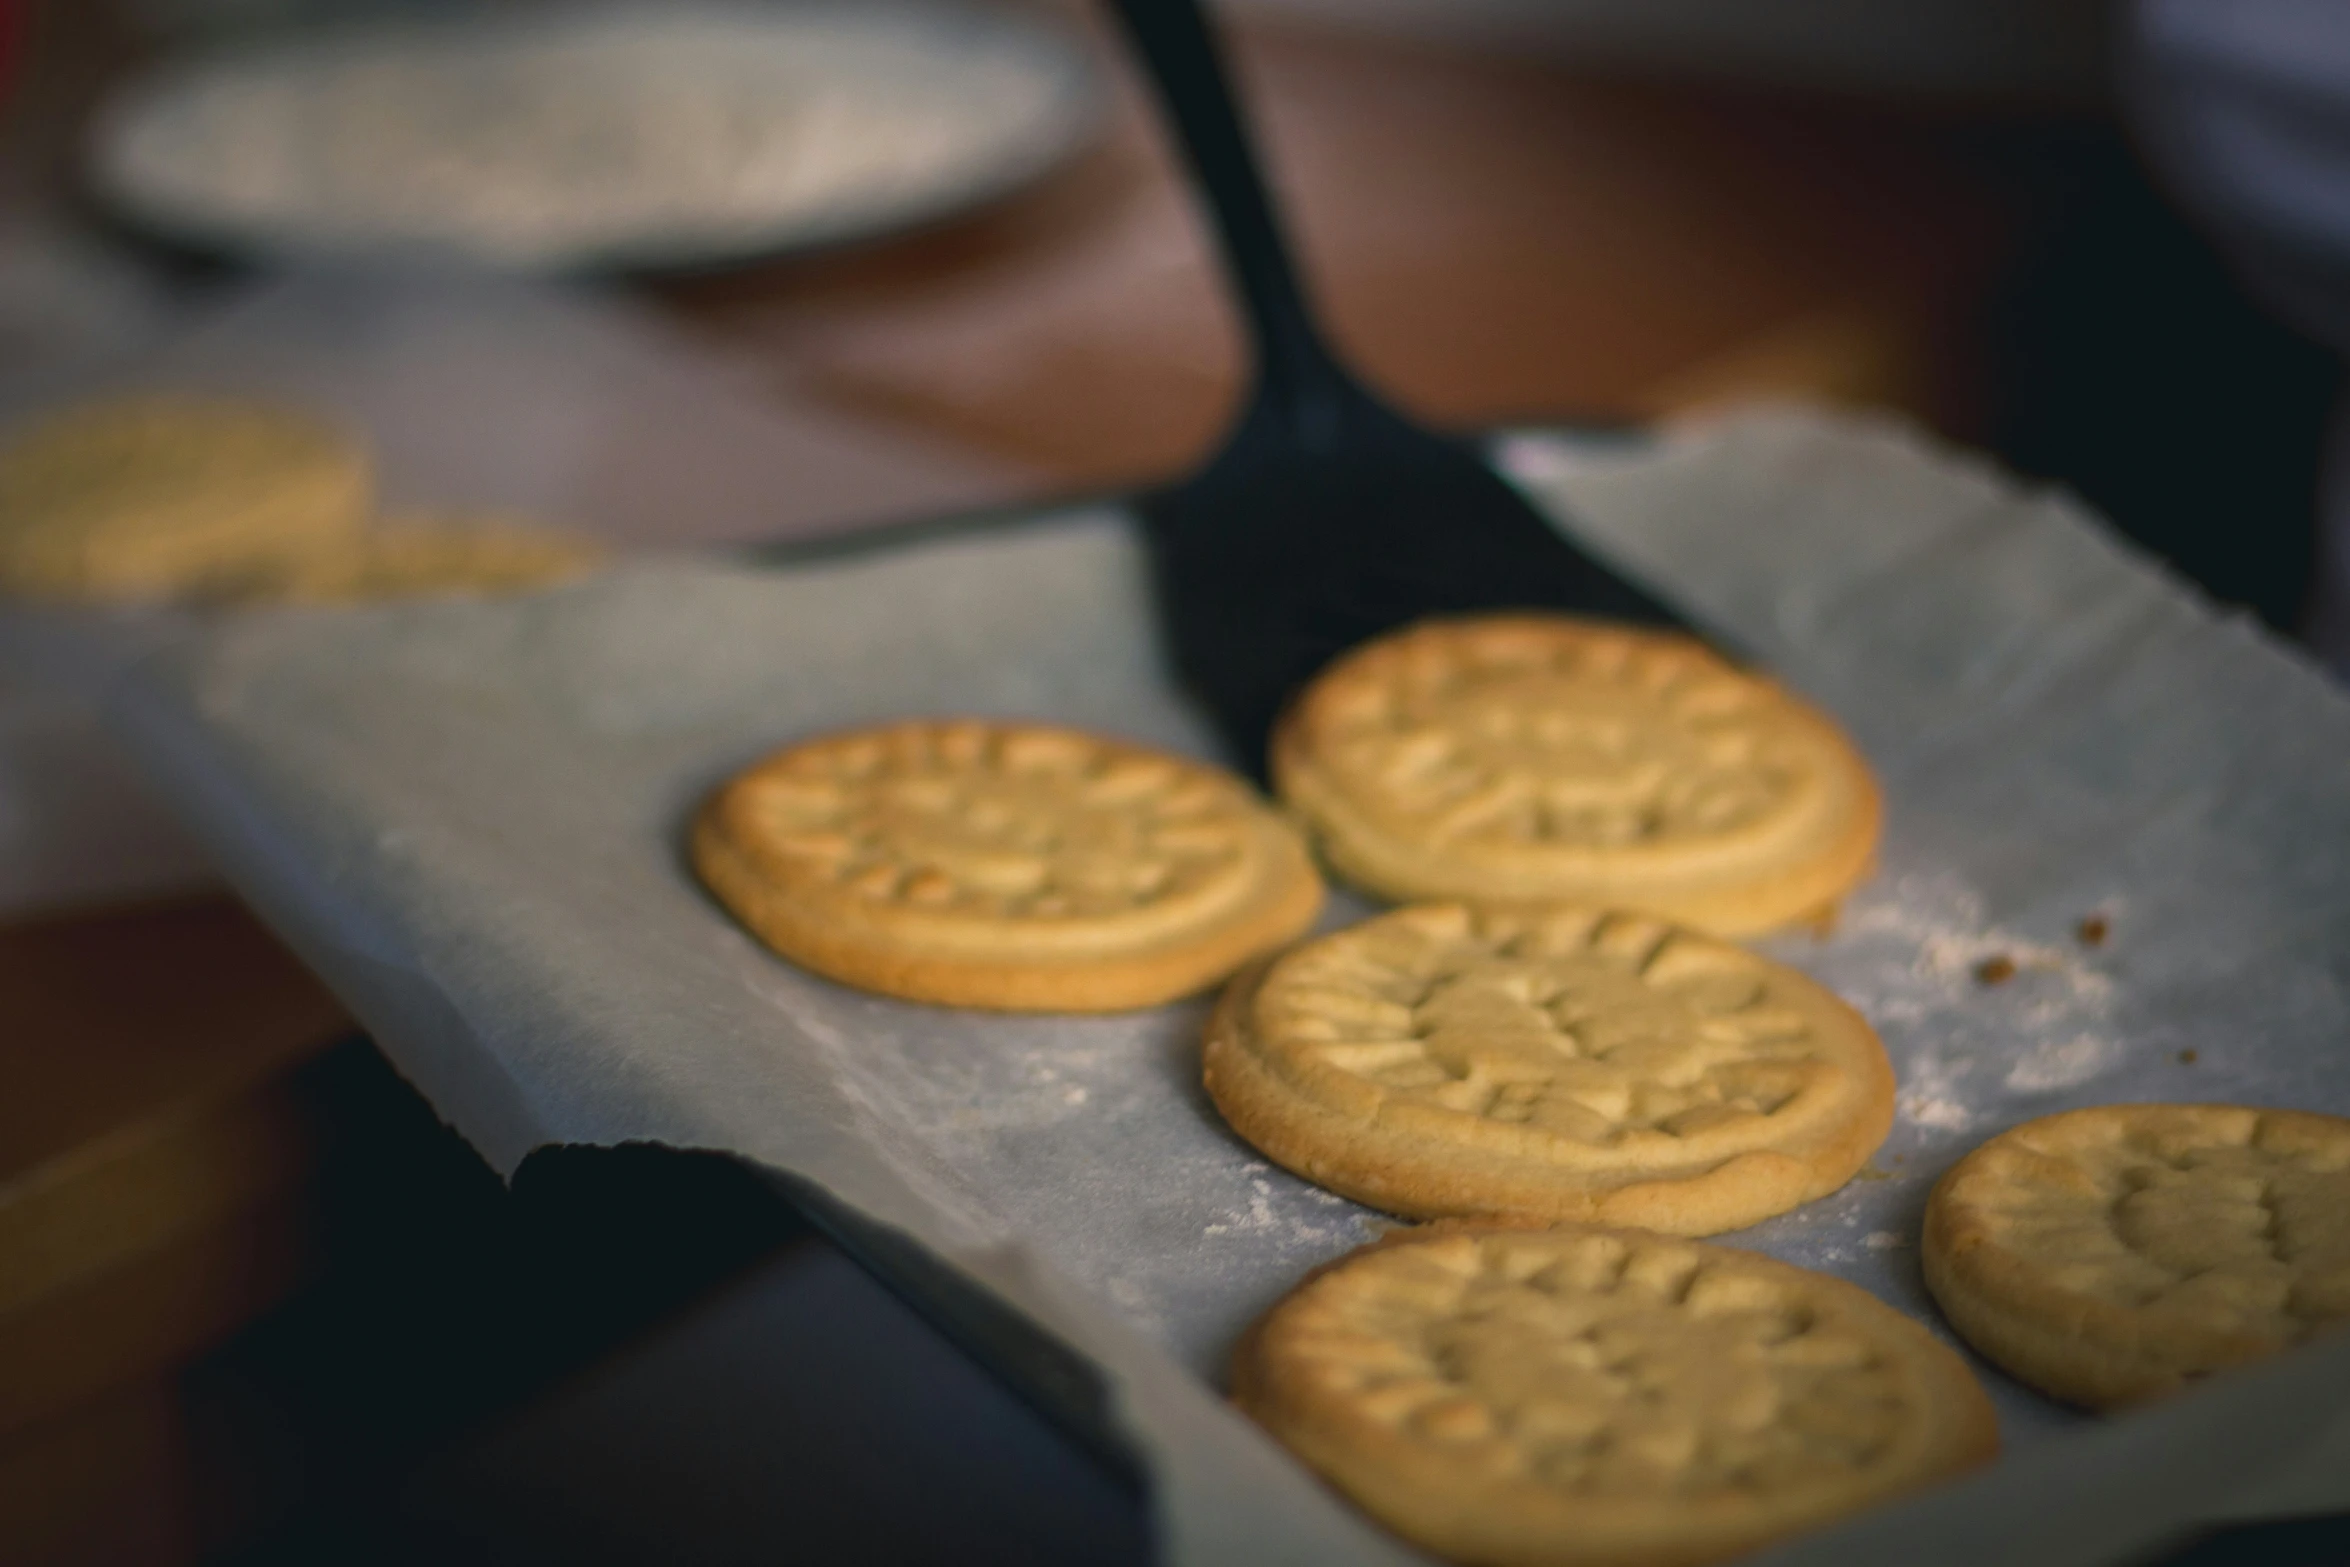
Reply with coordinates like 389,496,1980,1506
1212,906,1889,1240
1923,1103,2350,1409
0,395,370,602
1204,903,1894,1232
694,719,1323,1011
225,512,606,603
1272,615,1880,936
1237,1223,1998,1567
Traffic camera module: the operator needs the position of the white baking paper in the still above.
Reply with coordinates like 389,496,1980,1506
113,409,2350,1564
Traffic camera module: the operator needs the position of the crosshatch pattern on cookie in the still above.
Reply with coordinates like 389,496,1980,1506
1295,618,1808,850
1239,1226,1998,1567
1926,1105,2350,1404
732,720,1264,927
1254,904,1871,1157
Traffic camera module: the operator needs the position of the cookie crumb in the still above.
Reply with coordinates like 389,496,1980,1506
1804,902,1842,940
2178,1048,2198,1065
1855,1164,1894,1183
1974,955,2017,986
2077,914,2109,948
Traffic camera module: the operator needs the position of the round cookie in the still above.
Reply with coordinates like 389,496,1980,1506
1923,1104,2350,1410
227,512,607,603
1204,903,1894,1232
1237,1223,1999,1567
1272,615,1880,936
693,719,1324,1011
0,395,370,602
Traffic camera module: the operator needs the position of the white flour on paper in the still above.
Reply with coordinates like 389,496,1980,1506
1782,870,2122,1136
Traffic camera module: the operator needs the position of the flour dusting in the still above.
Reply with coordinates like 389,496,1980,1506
2005,1032,2124,1093
1779,870,2124,1135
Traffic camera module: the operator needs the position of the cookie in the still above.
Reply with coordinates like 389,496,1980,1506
1272,615,1880,936
1237,1223,1998,1567
693,719,1324,1011
225,512,607,603
1923,1103,2350,1409
1204,903,1894,1232
0,395,370,602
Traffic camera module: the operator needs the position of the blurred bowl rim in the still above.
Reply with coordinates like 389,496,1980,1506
81,0,1111,278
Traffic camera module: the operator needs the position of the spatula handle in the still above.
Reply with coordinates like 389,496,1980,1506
1102,0,1353,443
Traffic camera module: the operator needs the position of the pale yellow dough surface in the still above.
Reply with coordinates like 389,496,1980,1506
1272,615,1881,936
1923,1103,2350,1409
1237,1223,1998,1567
693,719,1324,1011
1204,903,1894,1232
0,395,370,602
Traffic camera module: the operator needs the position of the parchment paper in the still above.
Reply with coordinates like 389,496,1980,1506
115,409,2350,1565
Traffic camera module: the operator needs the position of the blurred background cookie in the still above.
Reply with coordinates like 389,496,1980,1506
0,393,370,603
222,512,608,604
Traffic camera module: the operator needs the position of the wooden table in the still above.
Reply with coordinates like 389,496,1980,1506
0,899,344,1565
664,16,2005,483
0,16,2017,1562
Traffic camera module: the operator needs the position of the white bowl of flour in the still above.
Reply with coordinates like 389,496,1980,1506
86,2,1105,272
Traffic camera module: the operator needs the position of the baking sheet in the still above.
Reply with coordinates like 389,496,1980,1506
115,409,2350,1564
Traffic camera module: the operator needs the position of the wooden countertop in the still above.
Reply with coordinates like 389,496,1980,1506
0,897,346,1563
663,16,2005,486
0,896,344,1391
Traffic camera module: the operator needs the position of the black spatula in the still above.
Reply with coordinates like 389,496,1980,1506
1103,0,1691,779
